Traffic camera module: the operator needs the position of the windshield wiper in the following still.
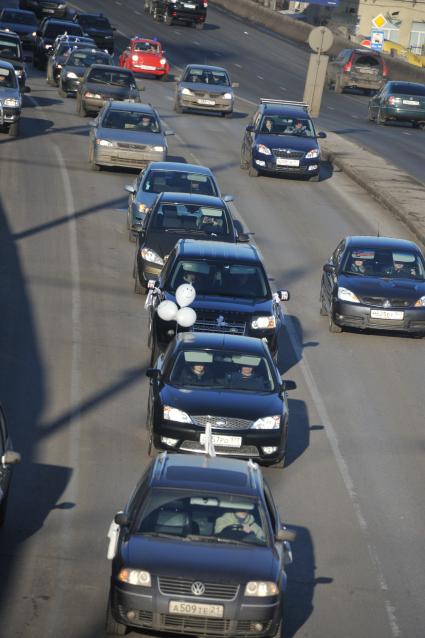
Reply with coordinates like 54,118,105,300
141,531,190,541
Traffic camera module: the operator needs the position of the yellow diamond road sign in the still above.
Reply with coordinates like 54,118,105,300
372,14,387,29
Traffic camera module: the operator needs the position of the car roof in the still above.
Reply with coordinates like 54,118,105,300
260,103,310,118
45,19,77,26
150,452,263,495
185,64,228,73
87,64,130,72
387,81,425,88
0,59,15,70
174,332,269,355
351,48,382,55
132,37,159,44
157,192,224,206
146,161,213,175
176,239,260,263
1,8,35,16
106,101,155,114
0,29,20,40
346,236,420,251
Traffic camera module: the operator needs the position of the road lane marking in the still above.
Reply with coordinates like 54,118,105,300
234,63,242,68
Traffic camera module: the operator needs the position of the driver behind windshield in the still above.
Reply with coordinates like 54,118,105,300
215,508,265,540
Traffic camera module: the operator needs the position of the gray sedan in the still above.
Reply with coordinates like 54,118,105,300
88,101,173,171
175,64,238,118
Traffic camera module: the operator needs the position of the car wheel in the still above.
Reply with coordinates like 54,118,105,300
319,286,328,316
0,490,9,528
329,305,342,333
160,73,168,81
165,14,173,25
334,77,343,94
58,83,67,98
150,338,160,367
248,165,259,177
105,594,127,636
134,270,146,295
411,121,420,129
222,111,232,118
377,109,387,125
367,106,375,122
195,22,204,29
129,229,136,242
309,173,320,182
8,121,19,137
174,99,183,113
76,97,87,117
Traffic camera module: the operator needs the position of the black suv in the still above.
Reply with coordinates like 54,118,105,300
19,0,68,20
106,452,296,637
146,239,289,362
241,99,326,181
33,18,83,69
0,403,21,527
146,0,207,29
72,12,115,54
146,332,296,466
134,192,244,294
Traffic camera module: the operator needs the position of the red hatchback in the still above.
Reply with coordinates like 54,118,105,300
119,36,169,80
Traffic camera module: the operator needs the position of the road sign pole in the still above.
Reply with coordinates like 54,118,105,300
304,26,334,118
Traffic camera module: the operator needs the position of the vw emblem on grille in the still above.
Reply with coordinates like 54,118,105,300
191,582,206,596
383,300,391,308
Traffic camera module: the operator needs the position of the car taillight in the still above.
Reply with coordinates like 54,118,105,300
382,60,388,77
343,61,352,73
388,95,396,105
203,1,208,6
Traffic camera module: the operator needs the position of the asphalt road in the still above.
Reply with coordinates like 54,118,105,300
0,2,425,638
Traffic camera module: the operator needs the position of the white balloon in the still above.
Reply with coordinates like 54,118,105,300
157,300,178,322
176,307,197,328
175,283,196,308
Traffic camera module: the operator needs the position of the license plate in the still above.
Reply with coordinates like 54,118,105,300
140,65,156,70
169,601,223,618
184,3,197,7
402,100,420,105
200,433,242,448
276,158,300,166
197,99,215,105
370,310,404,320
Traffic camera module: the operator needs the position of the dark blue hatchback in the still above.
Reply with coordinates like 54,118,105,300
240,99,326,181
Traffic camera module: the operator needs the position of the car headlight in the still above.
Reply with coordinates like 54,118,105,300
244,582,279,597
56,64,62,69
160,58,167,65
15,70,23,77
251,315,276,329
96,139,114,147
140,247,164,265
32,31,37,37
132,54,138,62
181,87,193,96
414,296,425,307
44,44,52,49
223,92,232,100
3,97,20,107
305,149,319,159
257,144,271,155
163,406,193,423
337,287,360,303
152,145,165,152
118,568,151,586
84,91,102,99
67,71,78,79
252,416,280,430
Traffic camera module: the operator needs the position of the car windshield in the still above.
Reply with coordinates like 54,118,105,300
0,38,21,60
102,109,160,131
67,50,110,66
45,24,83,38
142,170,218,196
0,67,17,88
390,83,425,96
168,350,276,392
167,260,269,298
151,203,229,235
78,16,110,28
134,41,160,53
88,69,133,86
136,489,268,546
259,115,315,137
184,68,230,86
342,248,425,280
2,11,37,25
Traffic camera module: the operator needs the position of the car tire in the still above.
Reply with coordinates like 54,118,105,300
248,165,259,177
0,490,9,528
58,84,67,98
174,99,183,113
222,111,232,118
129,229,136,242
377,109,387,125
329,305,342,333
319,286,328,316
8,121,19,137
134,270,146,295
309,173,320,182
240,152,249,169
160,73,168,81
105,595,127,636
334,77,343,94
150,338,160,367
195,22,204,29
411,121,420,129
367,106,375,122
76,97,87,117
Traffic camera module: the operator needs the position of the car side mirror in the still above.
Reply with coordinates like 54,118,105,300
124,184,135,194
147,279,159,290
237,233,250,243
165,130,174,136
317,131,327,139
114,511,130,527
223,194,233,203
281,379,296,392
24,85,31,94
231,81,239,88
246,124,255,132
88,120,96,127
146,368,161,379
323,263,335,274
277,289,290,301
276,527,296,542
2,450,21,466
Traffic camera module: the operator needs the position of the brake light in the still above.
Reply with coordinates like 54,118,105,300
382,60,388,77
203,1,208,6
388,95,396,105
343,61,352,73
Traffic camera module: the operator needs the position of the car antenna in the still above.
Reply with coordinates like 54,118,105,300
377,223,380,237
203,422,216,464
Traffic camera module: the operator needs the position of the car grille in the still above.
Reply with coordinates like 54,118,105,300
117,142,148,150
158,578,239,600
180,440,259,457
192,310,248,336
109,156,149,166
272,148,304,159
192,91,221,98
192,415,253,430
360,296,411,308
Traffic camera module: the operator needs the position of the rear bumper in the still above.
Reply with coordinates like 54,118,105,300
341,75,383,90
333,300,425,333
382,106,425,122
170,9,206,23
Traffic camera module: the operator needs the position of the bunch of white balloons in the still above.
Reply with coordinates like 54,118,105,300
156,283,197,328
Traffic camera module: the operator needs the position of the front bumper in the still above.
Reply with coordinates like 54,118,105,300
179,94,233,113
61,76,81,93
382,106,425,122
152,420,285,464
0,105,20,126
111,582,280,637
131,63,169,76
333,300,425,333
252,152,319,177
94,146,166,169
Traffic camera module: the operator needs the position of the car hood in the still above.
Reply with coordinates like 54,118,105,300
180,81,232,96
255,133,318,151
164,292,272,315
84,82,135,99
0,23,35,35
97,127,165,145
160,385,282,419
146,232,233,258
0,59,24,71
338,274,425,301
0,87,20,100
121,536,277,582
135,191,158,209
62,64,86,77
83,27,112,36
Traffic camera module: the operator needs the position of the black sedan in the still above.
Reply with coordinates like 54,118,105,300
368,81,425,127
0,403,21,527
58,46,111,96
0,8,38,49
146,332,296,466
320,236,425,334
134,193,245,294
106,452,296,637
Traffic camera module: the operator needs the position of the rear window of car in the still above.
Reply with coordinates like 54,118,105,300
390,83,425,96
352,53,381,66
45,23,83,38
143,170,218,196
2,10,37,25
